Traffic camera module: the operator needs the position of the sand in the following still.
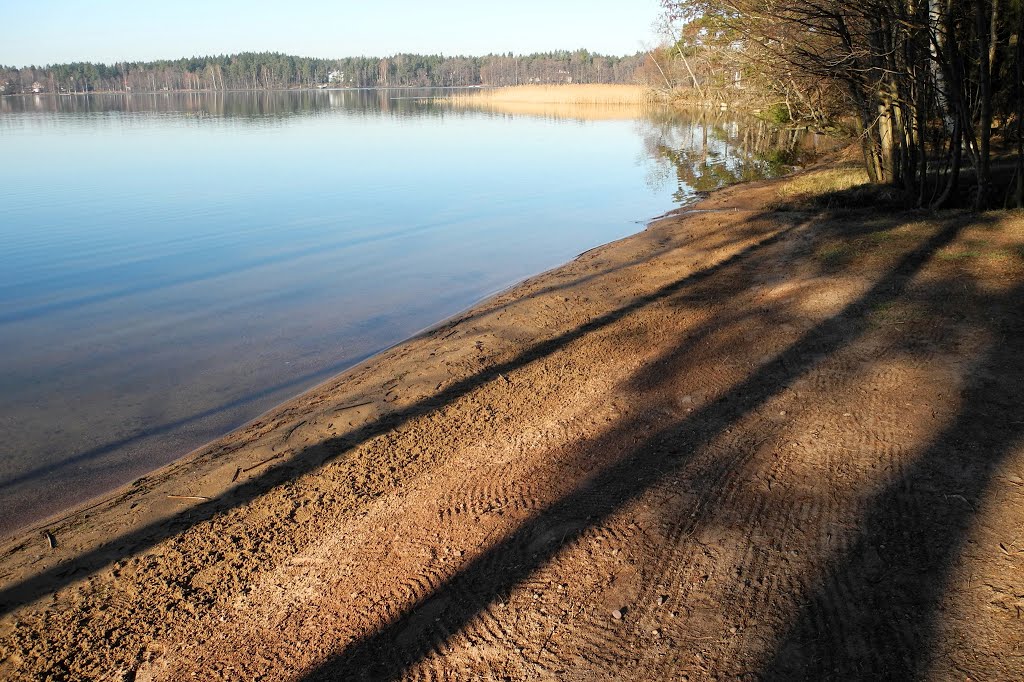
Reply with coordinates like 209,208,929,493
1,171,1023,681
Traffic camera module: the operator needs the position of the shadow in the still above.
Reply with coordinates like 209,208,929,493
755,282,1024,680
0,215,801,616
294,213,976,680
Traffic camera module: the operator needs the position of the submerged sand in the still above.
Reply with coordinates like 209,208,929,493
1,171,1022,680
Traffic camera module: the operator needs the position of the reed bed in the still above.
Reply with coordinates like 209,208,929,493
447,101,646,121
447,84,659,106
443,84,664,121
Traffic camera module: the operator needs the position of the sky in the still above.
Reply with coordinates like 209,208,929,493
2,0,666,67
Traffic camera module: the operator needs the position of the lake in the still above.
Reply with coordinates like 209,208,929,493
0,89,817,536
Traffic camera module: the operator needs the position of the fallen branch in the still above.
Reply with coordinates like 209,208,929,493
284,420,307,441
242,453,284,473
333,401,374,414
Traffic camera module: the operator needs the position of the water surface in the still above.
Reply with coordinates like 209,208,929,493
0,90,818,535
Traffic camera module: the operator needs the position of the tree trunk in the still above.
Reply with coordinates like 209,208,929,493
975,0,993,209
933,116,963,208
1016,21,1023,208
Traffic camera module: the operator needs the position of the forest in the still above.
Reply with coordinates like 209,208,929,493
655,0,1024,209
0,50,644,95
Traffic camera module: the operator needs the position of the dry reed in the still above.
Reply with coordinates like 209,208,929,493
443,84,663,121
446,84,659,106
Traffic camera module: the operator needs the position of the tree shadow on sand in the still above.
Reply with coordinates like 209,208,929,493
291,210,1016,680
756,282,1024,679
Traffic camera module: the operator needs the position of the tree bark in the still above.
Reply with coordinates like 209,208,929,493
1016,20,1023,208
975,0,993,209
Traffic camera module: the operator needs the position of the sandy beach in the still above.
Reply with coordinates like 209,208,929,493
1,166,1022,680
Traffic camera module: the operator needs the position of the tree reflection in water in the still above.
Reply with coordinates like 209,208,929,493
638,110,828,204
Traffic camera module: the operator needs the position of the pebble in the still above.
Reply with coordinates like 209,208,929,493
657,594,668,606
612,609,623,620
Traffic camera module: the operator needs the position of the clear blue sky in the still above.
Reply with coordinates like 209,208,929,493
3,0,665,67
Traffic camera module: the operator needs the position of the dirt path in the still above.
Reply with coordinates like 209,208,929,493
1,174,1022,681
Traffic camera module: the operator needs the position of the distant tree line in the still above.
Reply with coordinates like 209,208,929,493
0,50,645,95
658,0,1024,209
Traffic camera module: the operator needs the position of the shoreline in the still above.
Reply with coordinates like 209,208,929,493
0,172,769,571
0,198,679,547
2,85,699,541
2,165,1021,680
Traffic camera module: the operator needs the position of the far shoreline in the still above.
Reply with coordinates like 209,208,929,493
1,85,493,97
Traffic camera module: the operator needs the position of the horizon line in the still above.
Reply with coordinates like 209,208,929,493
3,48,650,71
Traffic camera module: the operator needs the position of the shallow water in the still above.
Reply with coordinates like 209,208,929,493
0,89,816,535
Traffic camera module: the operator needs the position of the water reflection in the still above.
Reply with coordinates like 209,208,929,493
637,110,824,203
0,90,817,536
0,88,477,120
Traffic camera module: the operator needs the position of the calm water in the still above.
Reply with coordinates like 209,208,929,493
0,90,816,536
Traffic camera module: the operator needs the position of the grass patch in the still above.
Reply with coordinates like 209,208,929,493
939,240,1024,264
940,240,993,261
984,249,1016,262
868,300,926,328
770,165,912,212
937,250,983,261
807,216,932,275
777,167,871,200
816,243,855,269
865,229,898,246
980,243,1024,263
870,301,897,317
